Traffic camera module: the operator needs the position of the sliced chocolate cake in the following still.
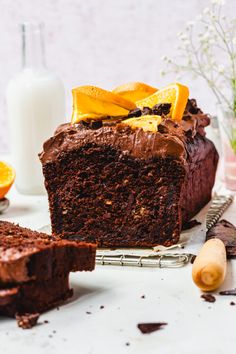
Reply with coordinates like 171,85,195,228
0,220,96,323
0,220,96,284
40,84,219,247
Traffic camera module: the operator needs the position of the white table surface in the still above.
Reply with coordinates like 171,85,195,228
0,164,236,354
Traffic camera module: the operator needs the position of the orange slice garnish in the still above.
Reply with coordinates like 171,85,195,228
113,82,157,102
136,83,189,121
0,161,15,199
71,86,136,124
121,115,162,132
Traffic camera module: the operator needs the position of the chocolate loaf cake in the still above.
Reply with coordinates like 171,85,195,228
40,98,218,247
0,221,96,323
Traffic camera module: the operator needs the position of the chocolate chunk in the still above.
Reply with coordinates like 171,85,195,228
128,108,142,118
16,313,40,329
152,103,171,116
219,289,236,296
201,294,216,303
190,255,196,264
137,322,167,334
141,107,152,115
182,219,201,230
206,220,236,258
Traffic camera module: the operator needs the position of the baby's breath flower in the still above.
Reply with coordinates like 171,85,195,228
162,0,236,116
211,0,225,5
203,7,210,15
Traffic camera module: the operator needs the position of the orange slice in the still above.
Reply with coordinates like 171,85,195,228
121,115,162,132
0,161,15,199
113,82,157,102
136,83,189,121
71,86,136,124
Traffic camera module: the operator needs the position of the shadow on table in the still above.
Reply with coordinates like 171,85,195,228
65,282,106,308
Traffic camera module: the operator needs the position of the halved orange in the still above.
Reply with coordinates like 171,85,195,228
113,82,157,102
136,83,189,121
0,161,15,199
71,86,136,124
121,115,162,132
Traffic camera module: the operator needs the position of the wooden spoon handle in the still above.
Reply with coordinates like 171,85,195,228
192,238,227,292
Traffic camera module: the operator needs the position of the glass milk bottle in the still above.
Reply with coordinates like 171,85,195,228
6,22,65,195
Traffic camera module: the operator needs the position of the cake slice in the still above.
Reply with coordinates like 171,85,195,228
0,220,96,284
0,274,72,317
0,221,96,325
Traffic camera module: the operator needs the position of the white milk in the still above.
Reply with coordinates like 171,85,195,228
6,23,65,195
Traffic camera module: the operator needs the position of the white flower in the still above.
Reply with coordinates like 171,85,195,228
196,14,203,21
218,64,225,73
203,7,210,15
211,0,225,5
161,55,168,61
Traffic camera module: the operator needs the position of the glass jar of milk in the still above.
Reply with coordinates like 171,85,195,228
6,22,65,195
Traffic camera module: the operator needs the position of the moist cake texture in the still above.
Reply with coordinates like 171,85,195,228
40,99,219,247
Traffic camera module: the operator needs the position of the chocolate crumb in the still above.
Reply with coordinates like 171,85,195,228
141,295,145,299
16,313,40,329
125,342,130,346
100,305,104,309
190,255,196,264
230,301,235,306
49,334,53,338
201,294,216,303
53,330,57,334
182,219,201,230
219,288,236,296
86,311,92,314
137,322,167,334
44,320,49,324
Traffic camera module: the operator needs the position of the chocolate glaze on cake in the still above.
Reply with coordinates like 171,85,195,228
40,99,219,247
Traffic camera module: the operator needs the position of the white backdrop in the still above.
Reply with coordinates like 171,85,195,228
1,0,235,152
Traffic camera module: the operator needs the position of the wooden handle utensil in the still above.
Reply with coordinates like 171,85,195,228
192,238,227,292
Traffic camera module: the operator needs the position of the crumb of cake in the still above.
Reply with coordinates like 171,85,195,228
230,301,235,306
201,294,216,303
100,305,104,309
137,322,167,334
15,313,40,329
219,288,236,296
182,219,201,230
141,295,146,299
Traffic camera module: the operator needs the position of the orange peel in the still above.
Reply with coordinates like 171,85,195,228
136,83,189,121
121,115,162,132
113,82,157,102
71,86,136,124
0,161,15,199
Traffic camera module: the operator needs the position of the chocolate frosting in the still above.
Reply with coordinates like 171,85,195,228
39,99,212,164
